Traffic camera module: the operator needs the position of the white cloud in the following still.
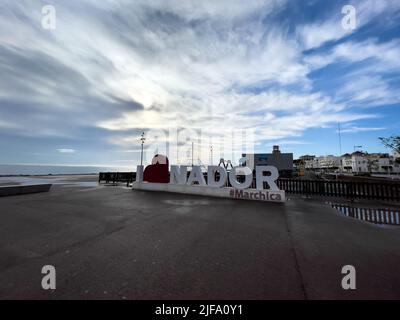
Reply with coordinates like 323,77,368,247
266,140,313,146
305,38,400,70
303,37,400,110
339,126,385,133
0,0,398,162
336,74,400,107
297,20,352,50
57,149,76,154
297,0,400,50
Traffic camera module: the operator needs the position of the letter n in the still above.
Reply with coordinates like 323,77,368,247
170,165,187,184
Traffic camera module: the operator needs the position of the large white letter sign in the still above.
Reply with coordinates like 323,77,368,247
187,166,206,186
132,155,285,203
229,166,252,189
207,166,227,188
256,166,279,191
170,165,188,184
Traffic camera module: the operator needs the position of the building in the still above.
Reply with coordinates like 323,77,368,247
390,158,400,173
305,155,341,171
243,145,293,177
341,153,354,172
318,155,342,170
300,150,400,175
341,151,369,173
299,155,315,162
367,153,391,174
341,152,400,174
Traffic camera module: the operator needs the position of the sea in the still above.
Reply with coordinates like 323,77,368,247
0,164,133,176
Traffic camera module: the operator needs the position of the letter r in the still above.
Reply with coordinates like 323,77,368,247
256,166,279,190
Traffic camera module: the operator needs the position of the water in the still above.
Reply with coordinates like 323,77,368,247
0,164,133,176
328,202,400,226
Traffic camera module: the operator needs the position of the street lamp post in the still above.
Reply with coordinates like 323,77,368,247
140,132,145,166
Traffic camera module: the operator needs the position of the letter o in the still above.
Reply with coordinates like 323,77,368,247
229,166,252,189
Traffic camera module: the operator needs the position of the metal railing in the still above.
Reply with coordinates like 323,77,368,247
98,172,134,187
329,203,400,225
99,172,400,201
277,178,400,201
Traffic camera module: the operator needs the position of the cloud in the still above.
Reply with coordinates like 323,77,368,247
57,149,76,154
304,37,400,110
266,140,313,146
0,42,144,138
297,0,400,50
0,0,399,164
336,74,400,107
297,20,352,50
305,38,400,70
339,126,385,133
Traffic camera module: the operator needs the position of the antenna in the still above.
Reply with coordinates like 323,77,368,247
140,132,146,166
176,130,179,165
191,141,194,167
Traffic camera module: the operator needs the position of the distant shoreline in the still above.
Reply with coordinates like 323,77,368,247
0,173,99,178
0,164,133,176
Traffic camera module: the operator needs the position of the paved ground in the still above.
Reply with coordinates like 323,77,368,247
0,181,400,299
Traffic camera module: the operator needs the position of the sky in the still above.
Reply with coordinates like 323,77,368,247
0,0,399,167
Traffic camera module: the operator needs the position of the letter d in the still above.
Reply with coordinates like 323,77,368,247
207,166,227,187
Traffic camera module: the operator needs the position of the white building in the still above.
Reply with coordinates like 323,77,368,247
391,159,400,173
305,155,341,171
368,154,390,173
341,152,369,173
304,151,400,174
341,152,400,174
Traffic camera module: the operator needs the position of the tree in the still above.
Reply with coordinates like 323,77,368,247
379,136,400,154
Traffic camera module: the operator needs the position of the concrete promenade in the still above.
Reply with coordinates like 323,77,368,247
0,178,399,299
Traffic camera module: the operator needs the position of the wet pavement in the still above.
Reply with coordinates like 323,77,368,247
0,181,400,299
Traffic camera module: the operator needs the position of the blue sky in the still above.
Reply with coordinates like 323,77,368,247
0,0,399,167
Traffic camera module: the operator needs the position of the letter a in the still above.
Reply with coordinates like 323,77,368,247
41,5,56,30
41,265,56,290
341,5,356,30
341,265,356,290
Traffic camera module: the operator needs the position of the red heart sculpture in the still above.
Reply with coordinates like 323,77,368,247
143,154,169,183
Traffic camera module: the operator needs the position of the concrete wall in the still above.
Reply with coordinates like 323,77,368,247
132,182,285,203
0,184,52,197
